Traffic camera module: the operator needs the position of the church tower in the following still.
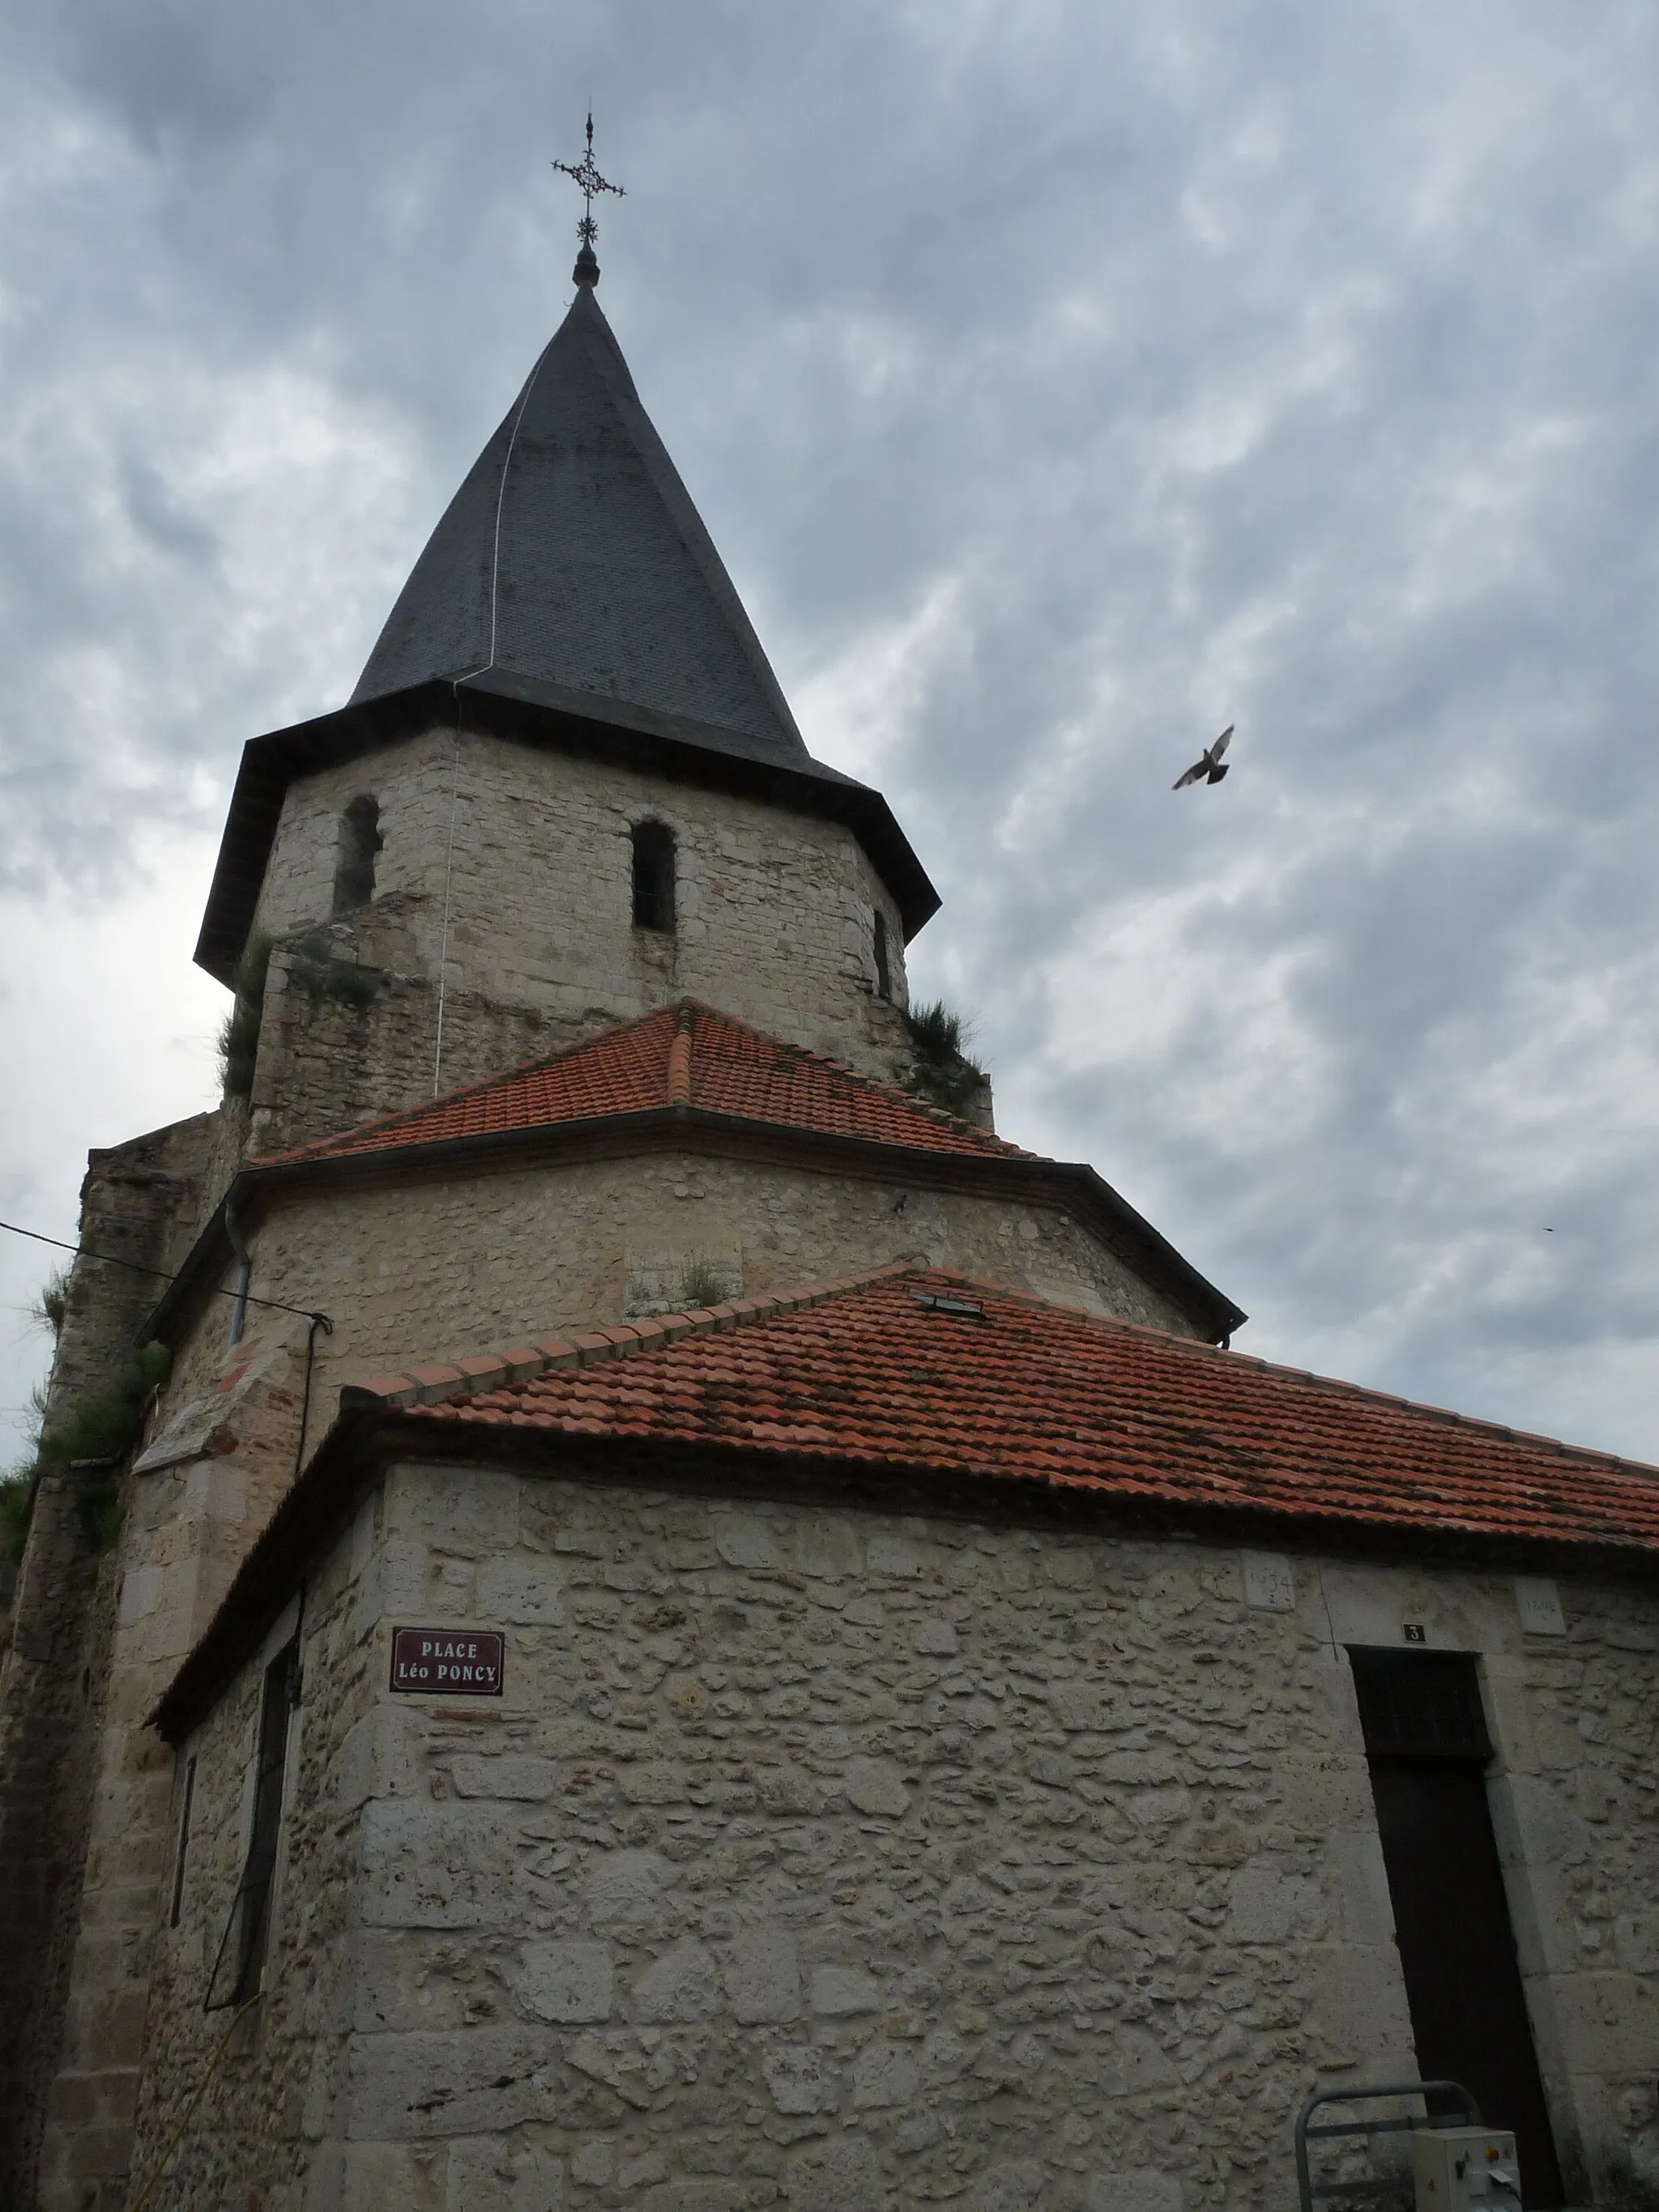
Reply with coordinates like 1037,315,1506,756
200,260,936,1165
0,187,1238,2212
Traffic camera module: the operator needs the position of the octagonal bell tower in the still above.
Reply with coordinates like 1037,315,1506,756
198,259,939,1158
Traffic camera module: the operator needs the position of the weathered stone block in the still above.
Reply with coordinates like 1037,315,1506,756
1229,1856,1324,1946
842,1757,911,1818
569,2139,613,2185
761,2043,834,2114
338,2140,446,2212
784,2132,883,2212
640,2183,774,2212
585,1849,672,1930
710,1515,779,1569
346,2027,557,2140
450,1756,557,1801
754,1766,823,1815
359,1803,518,1929
966,2160,1046,2210
445,2125,565,2210
1047,1683,1119,1732
1095,2026,1178,2095
476,1557,565,1626
518,1941,613,2025
722,1928,800,2023
851,2038,917,2109
810,1965,880,2016
617,1761,688,1805
796,1517,861,1579
865,1528,924,1577
1085,2174,1183,2212
631,1937,720,2023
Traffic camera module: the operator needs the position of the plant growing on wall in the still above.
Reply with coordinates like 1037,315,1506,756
31,1264,70,1339
289,931,380,1008
676,1252,733,1311
0,1477,31,1563
218,933,273,1097
6,1341,177,1554
901,1000,989,1118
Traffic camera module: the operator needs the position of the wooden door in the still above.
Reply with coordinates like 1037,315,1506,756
1352,1649,1565,2207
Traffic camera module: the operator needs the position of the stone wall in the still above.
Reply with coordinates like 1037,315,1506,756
151,1148,1204,1459
0,1104,233,2210
0,1464,128,2211
241,727,917,1153
129,1459,1659,2210
132,1554,365,2211
27,1315,315,2212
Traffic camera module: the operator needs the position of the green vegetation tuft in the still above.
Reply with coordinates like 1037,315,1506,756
1,1470,34,1564
36,1340,171,1473
2,1343,168,1563
76,1476,124,1552
31,1263,70,1338
676,1254,731,1311
1,1382,49,1565
292,931,380,1008
219,932,273,1097
901,999,989,1118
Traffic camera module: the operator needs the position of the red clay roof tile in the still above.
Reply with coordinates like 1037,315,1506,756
392,1266,1659,1558
265,1001,1027,1166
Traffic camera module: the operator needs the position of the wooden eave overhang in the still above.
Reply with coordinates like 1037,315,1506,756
194,670,940,987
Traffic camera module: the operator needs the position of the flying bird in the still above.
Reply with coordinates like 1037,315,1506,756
1174,726,1234,790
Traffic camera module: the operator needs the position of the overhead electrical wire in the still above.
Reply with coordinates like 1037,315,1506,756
0,1217,332,1329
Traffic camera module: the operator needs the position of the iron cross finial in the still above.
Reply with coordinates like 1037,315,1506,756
552,111,625,289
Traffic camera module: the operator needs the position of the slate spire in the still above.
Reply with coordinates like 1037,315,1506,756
351,288,808,757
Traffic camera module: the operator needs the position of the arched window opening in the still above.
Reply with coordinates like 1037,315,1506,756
333,795,382,915
873,910,892,999
632,820,676,933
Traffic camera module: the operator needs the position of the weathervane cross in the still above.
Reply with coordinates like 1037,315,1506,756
552,111,624,288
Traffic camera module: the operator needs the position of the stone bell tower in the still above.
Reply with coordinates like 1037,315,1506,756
200,249,940,1161
0,182,967,2212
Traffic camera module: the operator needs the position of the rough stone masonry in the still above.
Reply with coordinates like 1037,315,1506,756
130,1463,1659,2211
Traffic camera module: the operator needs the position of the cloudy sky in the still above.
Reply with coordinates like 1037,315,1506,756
4,0,1659,1471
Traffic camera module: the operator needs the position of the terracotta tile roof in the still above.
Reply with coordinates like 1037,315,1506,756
362,1265,1659,1558
267,1002,1030,1166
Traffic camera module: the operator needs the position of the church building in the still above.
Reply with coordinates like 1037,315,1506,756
2,202,1658,2212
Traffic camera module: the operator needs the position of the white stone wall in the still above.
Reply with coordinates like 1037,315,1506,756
150,1147,1203,1450
131,1461,1659,2210
246,727,915,1097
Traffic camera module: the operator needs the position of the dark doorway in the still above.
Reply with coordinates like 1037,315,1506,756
1350,1649,1565,2208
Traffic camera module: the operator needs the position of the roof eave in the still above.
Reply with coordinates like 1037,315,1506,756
150,1405,1659,1745
195,674,940,987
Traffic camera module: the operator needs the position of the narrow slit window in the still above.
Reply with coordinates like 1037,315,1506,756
232,1640,299,1999
632,821,676,933
333,795,382,915
873,910,892,999
168,1755,197,1929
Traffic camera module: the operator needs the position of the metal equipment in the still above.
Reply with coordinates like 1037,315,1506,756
1294,2079,1482,2211
1412,2126,1522,2205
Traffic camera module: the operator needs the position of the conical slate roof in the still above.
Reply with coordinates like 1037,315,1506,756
351,287,806,757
